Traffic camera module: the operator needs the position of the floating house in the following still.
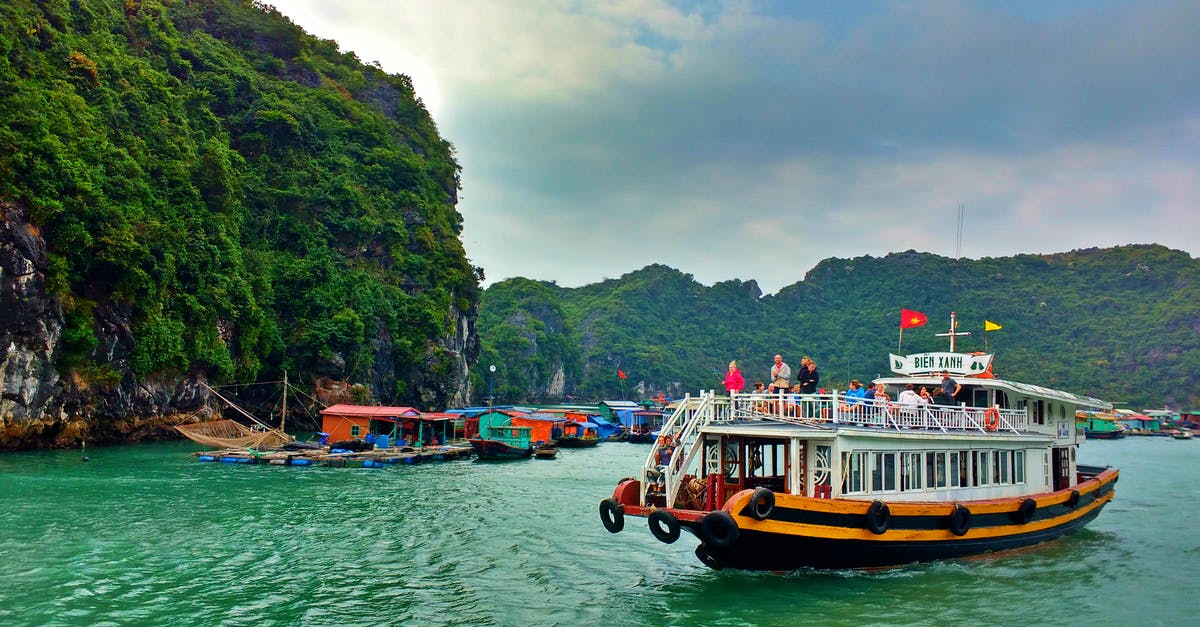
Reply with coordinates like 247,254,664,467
510,412,566,446
320,404,421,443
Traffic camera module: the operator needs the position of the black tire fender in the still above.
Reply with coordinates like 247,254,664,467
749,487,775,521
700,510,740,549
865,500,891,535
949,504,971,536
648,509,681,544
1012,498,1037,524
695,543,724,570
1068,489,1081,508
599,498,624,534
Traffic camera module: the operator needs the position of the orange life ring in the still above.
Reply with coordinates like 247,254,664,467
983,407,1000,431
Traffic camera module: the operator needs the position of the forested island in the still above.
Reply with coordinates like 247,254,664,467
1,0,479,449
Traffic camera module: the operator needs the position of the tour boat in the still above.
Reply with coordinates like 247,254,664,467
598,318,1119,571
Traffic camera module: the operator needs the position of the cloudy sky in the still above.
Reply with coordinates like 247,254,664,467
268,0,1200,294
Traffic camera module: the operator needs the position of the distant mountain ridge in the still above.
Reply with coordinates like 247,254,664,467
476,245,1199,411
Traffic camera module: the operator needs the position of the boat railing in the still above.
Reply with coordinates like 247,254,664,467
642,391,725,507
731,391,1027,433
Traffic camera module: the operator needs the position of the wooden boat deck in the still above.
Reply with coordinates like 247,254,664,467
194,444,474,467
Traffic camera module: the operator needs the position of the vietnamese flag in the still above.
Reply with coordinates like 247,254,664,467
617,369,627,379
900,309,928,329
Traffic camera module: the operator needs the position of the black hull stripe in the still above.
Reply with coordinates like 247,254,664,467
696,504,1106,570
739,481,1116,531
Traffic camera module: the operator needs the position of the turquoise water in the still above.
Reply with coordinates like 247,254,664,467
1,437,1197,626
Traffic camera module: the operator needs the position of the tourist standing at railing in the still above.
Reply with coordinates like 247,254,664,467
941,370,962,402
919,386,933,404
798,359,820,394
769,354,791,395
897,384,921,406
723,360,744,396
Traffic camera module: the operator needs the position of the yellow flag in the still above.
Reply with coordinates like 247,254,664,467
984,320,1002,332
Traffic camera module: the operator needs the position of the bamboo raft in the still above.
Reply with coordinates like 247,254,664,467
193,444,475,467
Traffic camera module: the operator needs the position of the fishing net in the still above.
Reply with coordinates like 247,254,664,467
175,420,292,450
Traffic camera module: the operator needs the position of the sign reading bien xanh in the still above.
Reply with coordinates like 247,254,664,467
889,352,994,376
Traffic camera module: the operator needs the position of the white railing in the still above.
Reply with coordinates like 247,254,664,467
640,390,1029,508
730,390,1027,432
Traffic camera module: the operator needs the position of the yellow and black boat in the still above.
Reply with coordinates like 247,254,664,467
599,341,1118,571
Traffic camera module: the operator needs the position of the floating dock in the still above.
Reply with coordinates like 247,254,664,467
194,444,474,467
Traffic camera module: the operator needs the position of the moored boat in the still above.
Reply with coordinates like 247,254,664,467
469,409,535,460
1171,430,1193,440
598,316,1119,571
1077,409,1128,439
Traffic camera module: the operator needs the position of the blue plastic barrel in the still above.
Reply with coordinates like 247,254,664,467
376,434,390,449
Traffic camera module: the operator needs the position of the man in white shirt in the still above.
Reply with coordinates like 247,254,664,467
897,383,922,406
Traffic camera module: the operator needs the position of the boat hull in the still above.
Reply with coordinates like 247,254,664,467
555,437,601,448
606,467,1118,571
469,438,533,459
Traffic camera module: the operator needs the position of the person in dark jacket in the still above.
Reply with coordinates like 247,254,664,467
798,360,820,394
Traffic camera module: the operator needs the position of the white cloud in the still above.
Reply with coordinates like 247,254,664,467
268,0,1200,293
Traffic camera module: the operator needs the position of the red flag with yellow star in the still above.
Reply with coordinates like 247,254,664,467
900,309,928,329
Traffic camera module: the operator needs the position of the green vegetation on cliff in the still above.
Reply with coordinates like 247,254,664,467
0,0,479,406
477,247,1200,410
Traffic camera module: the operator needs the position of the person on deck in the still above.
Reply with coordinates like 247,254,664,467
798,359,820,394
897,384,922,406
841,380,867,412
769,355,791,395
723,361,745,396
941,370,962,403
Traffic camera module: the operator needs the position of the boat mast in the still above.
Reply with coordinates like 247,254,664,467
935,311,972,352
281,370,287,433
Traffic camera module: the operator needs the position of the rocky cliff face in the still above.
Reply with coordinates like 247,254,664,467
1,202,66,446
0,203,478,449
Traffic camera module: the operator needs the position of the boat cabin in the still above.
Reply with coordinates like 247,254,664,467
646,351,1108,511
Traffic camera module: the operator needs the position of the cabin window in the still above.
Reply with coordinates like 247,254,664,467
948,452,961,487
813,445,832,493
350,425,361,437
1014,450,1026,484
900,452,922,491
842,452,866,494
958,451,970,487
926,452,948,488
1032,400,1046,425
977,451,991,486
997,391,1011,409
723,440,740,479
871,452,897,492
969,387,987,408
998,451,1010,484
704,439,718,472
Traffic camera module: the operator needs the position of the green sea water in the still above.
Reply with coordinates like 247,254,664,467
1,436,1197,626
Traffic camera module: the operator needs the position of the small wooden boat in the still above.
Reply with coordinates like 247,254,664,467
1171,430,1193,440
534,445,559,459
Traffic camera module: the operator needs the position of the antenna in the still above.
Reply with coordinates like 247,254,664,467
955,203,964,259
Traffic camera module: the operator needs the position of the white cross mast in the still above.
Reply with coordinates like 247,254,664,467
935,311,972,352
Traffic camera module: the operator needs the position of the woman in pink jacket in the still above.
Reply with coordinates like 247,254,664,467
723,360,745,396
